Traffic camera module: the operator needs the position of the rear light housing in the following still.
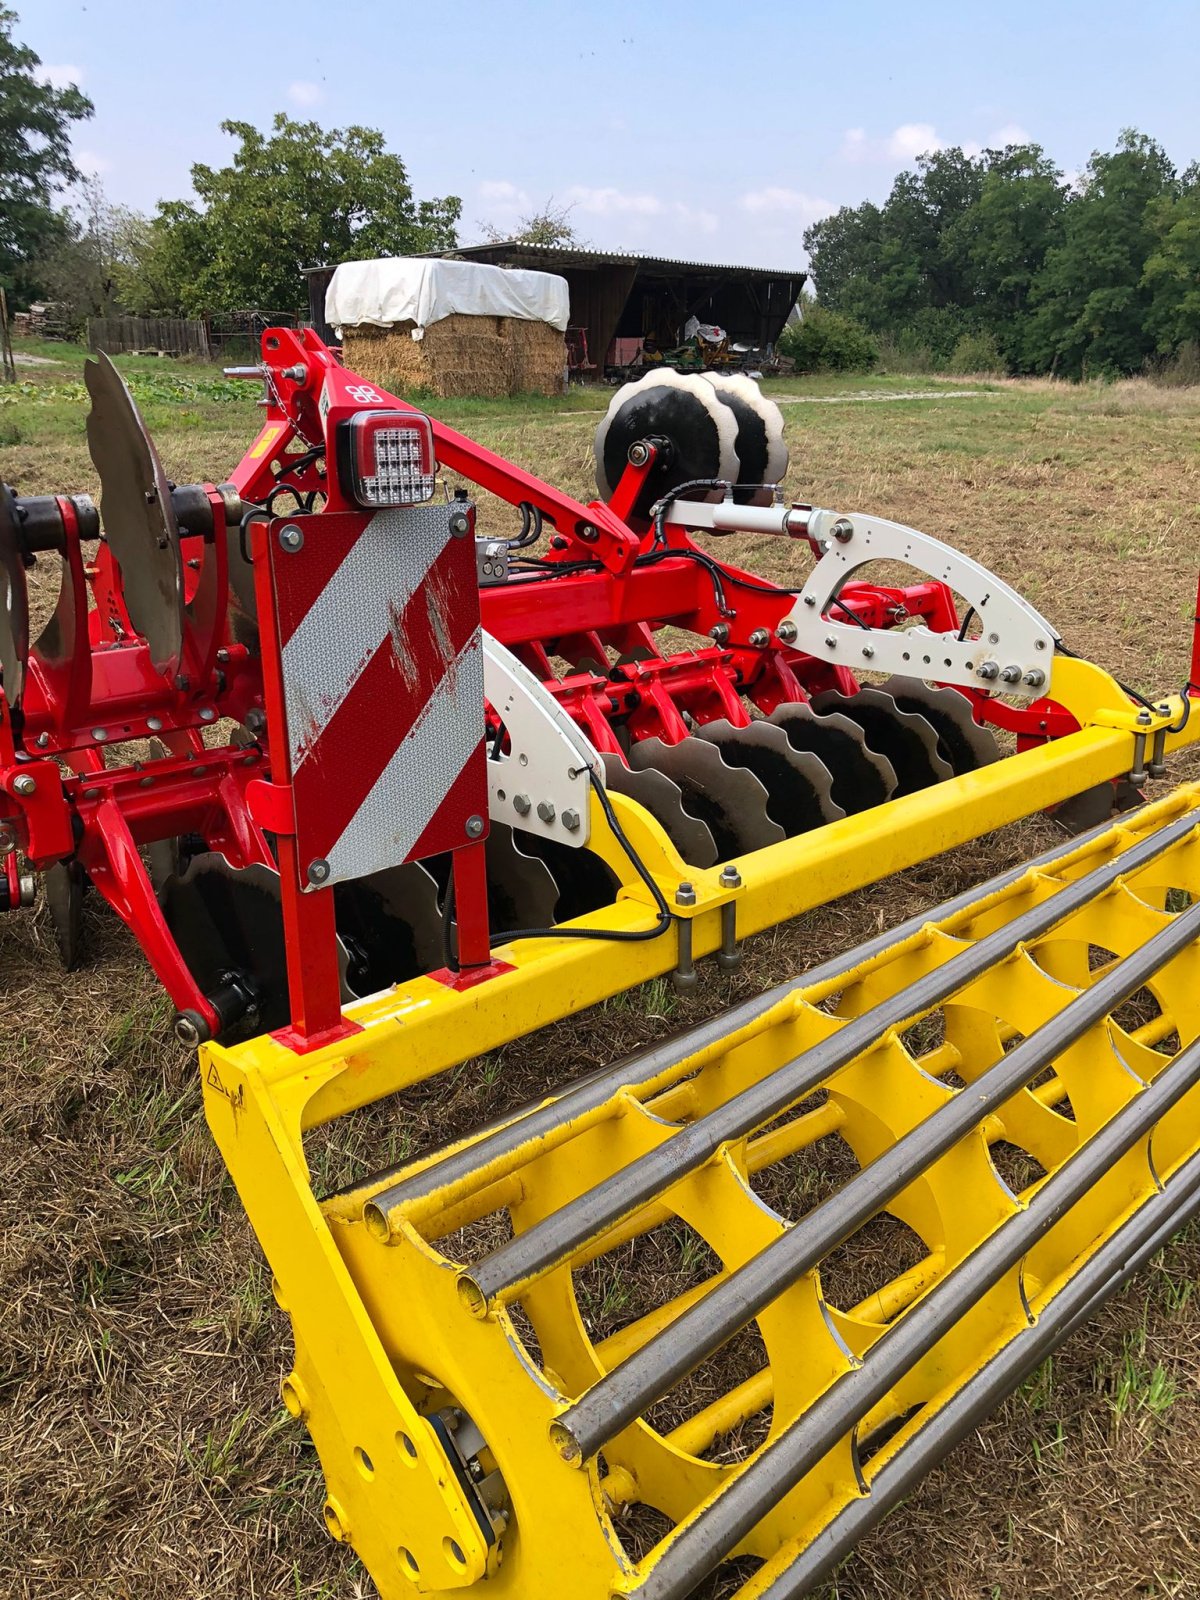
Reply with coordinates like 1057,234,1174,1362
336,410,437,508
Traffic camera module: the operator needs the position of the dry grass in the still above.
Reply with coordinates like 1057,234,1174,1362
3,352,1200,1599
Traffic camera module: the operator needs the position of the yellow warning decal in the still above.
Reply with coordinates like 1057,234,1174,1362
247,424,284,460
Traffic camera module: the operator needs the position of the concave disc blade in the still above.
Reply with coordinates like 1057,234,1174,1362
335,862,444,992
84,351,184,677
484,823,561,930
702,374,789,500
694,719,844,836
159,854,352,1036
810,686,953,797
515,834,620,925
877,676,1000,774
769,701,898,815
602,753,719,869
630,735,783,858
43,860,85,970
0,483,30,710
594,370,740,506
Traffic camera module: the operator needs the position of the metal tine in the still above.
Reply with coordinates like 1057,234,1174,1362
692,721,844,836
612,963,1200,1600
0,482,31,709
455,805,1200,1316
360,800,1162,1232
630,737,785,856
550,890,1200,1467
84,351,185,677
745,1127,1200,1600
767,702,898,815
811,686,953,795
877,676,1000,773
602,755,720,869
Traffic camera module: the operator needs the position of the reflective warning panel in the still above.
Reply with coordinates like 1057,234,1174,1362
266,505,487,889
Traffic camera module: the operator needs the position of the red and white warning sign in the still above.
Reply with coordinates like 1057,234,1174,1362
265,504,487,889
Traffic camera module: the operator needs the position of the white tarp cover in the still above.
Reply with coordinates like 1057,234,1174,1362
326,257,570,336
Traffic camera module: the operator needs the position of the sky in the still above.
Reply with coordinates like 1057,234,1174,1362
18,0,1200,269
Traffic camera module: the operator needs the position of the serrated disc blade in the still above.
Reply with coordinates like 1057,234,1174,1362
335,861,443,991
485,823,560,928
602,754,719,869
594,370,740,504
769,701,898,814
811,686,953,797
84,351,184,677
630,735,784,858
516,834,620,924
877,676,1000,774
160,854,352,1035
0,483,30,710
43,860,85,970
694,719,844,836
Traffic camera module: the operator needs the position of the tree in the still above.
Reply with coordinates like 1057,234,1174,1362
1025,130,1177,376
124,114,462,315
0,6,94,304
1142,165,1200,353
33,176,151,334
481,197,586,249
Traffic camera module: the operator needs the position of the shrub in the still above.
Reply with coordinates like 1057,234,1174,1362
947,330,1006,375
1152,339,1200,387
778,303,878,373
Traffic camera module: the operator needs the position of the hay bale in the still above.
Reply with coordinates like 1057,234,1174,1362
343,314,565,399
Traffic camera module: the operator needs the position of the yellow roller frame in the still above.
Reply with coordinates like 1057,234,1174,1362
197,661,1200,1597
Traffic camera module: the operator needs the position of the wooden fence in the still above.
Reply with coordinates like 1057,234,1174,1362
87,317,211,358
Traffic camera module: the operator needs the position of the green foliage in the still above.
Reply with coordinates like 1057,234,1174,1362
947,330,1005,375
804,128,1197,379
778,301,878,372
122,114,462,316
482,196,586,248
30,176,151,336
0,7,94,305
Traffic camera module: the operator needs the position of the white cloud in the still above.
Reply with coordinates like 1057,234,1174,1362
739,187,833,227
991,122,1031,148
74,149,112,176
888,122,943,161
40,62,84,90
565,184,663,217
478,179,530,207
287,80,325,108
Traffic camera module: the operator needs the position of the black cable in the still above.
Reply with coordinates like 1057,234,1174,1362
507,501,543,550
485,768,672,949
957,605,977,641
273,444,325,483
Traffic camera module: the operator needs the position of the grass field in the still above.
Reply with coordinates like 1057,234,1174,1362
3,338,1200,1600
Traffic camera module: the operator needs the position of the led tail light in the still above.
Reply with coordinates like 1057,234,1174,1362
336,410,437,508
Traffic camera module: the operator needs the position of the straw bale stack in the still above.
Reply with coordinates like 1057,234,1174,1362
344,315,565,399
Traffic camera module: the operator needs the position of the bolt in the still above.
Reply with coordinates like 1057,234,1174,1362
749,627,770,649
1136,709,1152,726
861,645,875,660
0,827,15,857
777,619,798,644
536,800,556,824
824,635,837,650
34,731,50,749
173,1010,208,1047
627,440,653,466
512,793,531,816
675,881,697,908
82,787,100,800
175,673,190,692
832,517,854,543
449,511,471,538
147,716,163,733
577,523,598,543
307,858,331,886
976,661,1000,681
91,727,108,741
279,524,304,553
999,664,1023,685
198,707,216,723
245,708,267,734
216,647,231,664
465,814,485,839
709,623,730,646
1023,668,1047,690
561,807,581,832
719,865,742,889
12,774,36,797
